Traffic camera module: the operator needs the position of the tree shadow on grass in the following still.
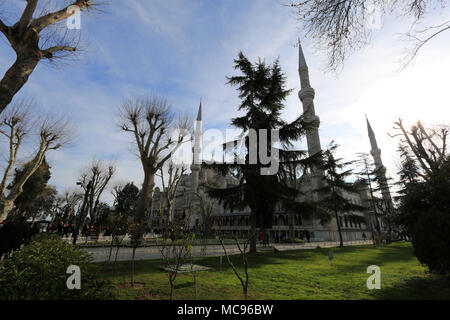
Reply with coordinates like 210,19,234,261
325,243,420,274
372,274,450,300
174,281,195,290
99,243,416,279
99,242,424,298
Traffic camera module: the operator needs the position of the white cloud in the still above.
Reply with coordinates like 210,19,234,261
1,0,449,205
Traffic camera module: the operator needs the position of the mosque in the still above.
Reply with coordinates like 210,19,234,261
149,43,392,242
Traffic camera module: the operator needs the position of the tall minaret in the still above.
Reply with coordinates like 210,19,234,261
298,40,322,164
191,100,202,193
366,115,392,204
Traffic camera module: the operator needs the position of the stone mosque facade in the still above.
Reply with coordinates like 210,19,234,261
149,43,391,242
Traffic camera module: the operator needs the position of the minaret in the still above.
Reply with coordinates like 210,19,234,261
298,40,322,166
366,115,392,204
191,100,202,193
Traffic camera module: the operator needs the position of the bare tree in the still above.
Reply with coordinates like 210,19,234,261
49,193,65,224
157,161,187,225
193,189,216,237
0,101,71,220
288,0,448,71
77,159,115,225
60,190,83,224
0,1,105,114
390,119,448,177
156,216,195,300
219,232,256,300
118,95,191,224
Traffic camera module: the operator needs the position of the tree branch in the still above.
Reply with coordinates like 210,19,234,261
17,0,38,34
41,45,76,59
0,18,9,36
31,0,92,32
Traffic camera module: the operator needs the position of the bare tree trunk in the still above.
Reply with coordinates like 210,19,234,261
0,198,14,220
131,246,137,287
136,172,155,223
169,276,175,300
114,245,120,263
249,213,257,253
0,152,46,221
335,209,344,247
0,56,39,114
167,200,173,224
288,213,294,239
108,238,114,262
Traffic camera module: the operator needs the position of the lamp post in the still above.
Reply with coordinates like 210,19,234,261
72,180,93,245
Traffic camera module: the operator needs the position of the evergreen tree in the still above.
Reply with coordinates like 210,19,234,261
355,153,379,233
8,159,51,218
206,52,321,252
393,123,449,237
110,183,140,236
28,186,58,224
114,183,140,218
392,121,450,272
317,143,366,247
107,183,140,262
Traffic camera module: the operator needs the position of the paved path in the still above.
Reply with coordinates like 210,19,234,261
84,240,374,263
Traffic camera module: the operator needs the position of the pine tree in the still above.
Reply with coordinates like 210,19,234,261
206,52,321,252
355,153,383,236
317,143,366,247
8,159,51,219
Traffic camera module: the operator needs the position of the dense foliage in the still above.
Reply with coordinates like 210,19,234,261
109,182,140,236
398,160,450,273
0,236,114,300
205,52,320,249
8,159,53,219
394,122,449,273
317,143,366,246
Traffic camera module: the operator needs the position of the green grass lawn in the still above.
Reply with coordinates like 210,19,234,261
98,241,450,300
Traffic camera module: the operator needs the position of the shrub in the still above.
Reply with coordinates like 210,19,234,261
412,210,450,274
30,232,62,242
0,237,114,300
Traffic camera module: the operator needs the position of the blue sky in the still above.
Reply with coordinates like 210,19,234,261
1,0,449,204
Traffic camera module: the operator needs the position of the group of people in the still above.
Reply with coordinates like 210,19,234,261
0,218,112,261
258,230,312,244
44,222,112,239
46,222,75,237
